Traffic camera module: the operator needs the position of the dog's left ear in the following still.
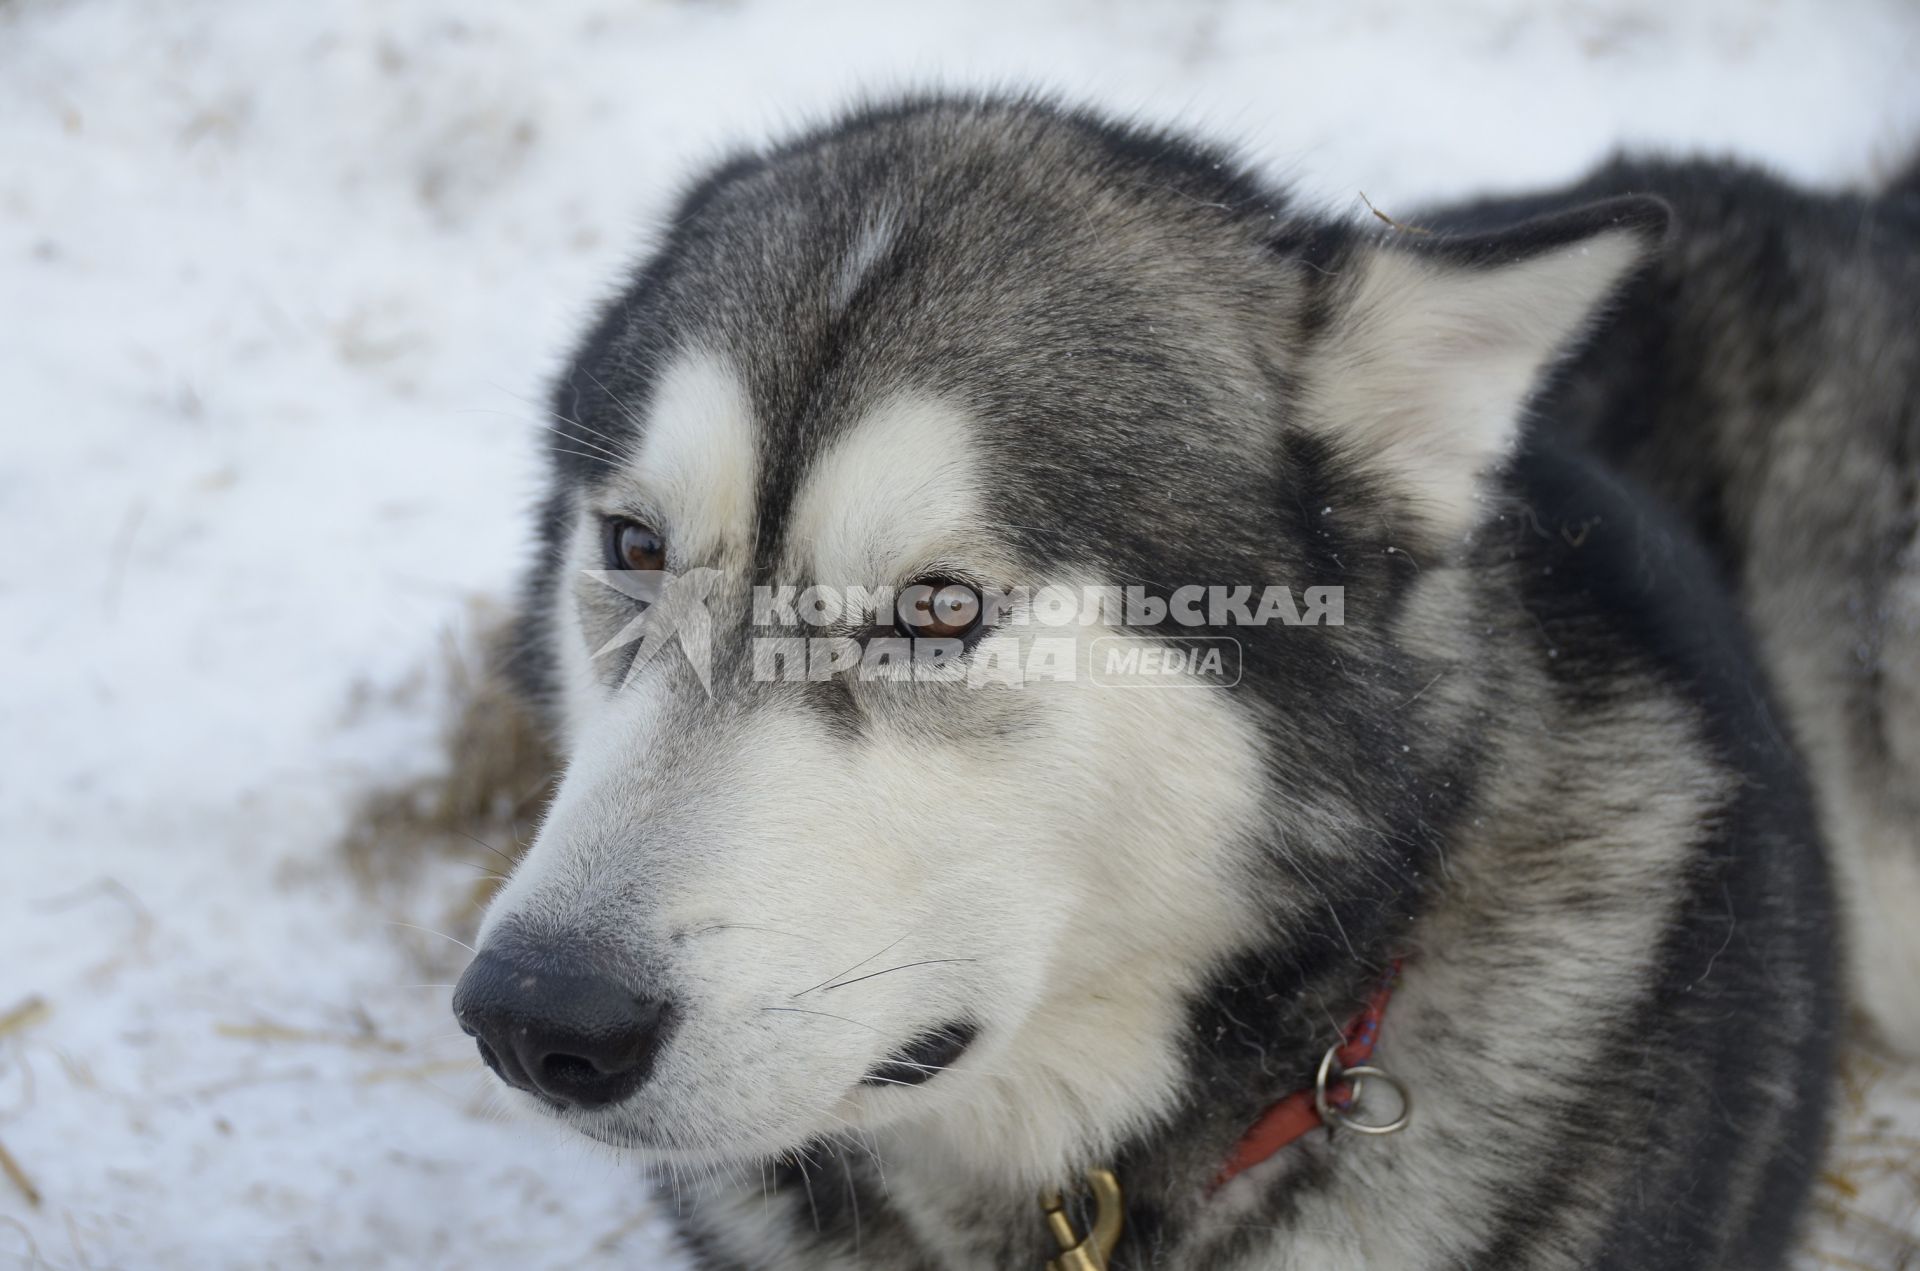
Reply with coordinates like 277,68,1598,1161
1300,195,1669,540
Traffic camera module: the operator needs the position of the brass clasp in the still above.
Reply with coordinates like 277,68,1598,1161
1040,1168,1124,1271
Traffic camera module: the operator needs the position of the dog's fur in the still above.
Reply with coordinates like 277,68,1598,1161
467,97,1856,1269
1425,155,1920,1056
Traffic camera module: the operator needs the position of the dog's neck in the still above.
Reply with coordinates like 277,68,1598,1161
726,944,1402,1271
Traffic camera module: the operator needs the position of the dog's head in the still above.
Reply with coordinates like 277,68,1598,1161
455,97,1662,1179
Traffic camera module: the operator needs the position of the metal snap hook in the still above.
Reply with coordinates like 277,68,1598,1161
1040,1167,1124,1271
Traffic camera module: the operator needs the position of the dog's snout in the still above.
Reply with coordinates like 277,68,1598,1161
452,945,672,1110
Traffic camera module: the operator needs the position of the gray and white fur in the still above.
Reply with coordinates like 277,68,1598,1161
1427,155,1920,1057
453,96,1854,1270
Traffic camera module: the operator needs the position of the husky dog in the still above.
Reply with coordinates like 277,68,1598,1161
1424,156,1920,1057
452,97,1839,1269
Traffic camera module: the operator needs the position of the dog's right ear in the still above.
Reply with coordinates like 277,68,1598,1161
1292,195,1668,542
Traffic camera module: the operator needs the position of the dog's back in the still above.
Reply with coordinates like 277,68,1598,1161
1430,155,1920,1054
1483,438,1837,1269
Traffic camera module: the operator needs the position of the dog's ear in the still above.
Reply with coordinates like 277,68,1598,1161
1299,195,1668,540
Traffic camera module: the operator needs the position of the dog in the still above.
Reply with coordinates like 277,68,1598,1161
451,96,1846,1269
1424,153,1920,1058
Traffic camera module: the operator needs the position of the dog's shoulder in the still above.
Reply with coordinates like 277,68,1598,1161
1500,440,1804,785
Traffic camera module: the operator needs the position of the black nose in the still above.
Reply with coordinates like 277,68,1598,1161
452,944,673,1110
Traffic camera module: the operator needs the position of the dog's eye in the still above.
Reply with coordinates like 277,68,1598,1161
606,519,666,573
895,581,983,640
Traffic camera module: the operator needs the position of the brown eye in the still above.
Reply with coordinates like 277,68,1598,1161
606,519,667,573
896,581,983,640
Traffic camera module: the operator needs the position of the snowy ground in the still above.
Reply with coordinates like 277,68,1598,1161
3,1,1918,1267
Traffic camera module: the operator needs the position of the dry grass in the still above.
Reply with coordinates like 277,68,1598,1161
0,1135,39,1209
0,995,49,1209
1809,1040,1920,1269
0,997,49,1042
213,1021,408,1053
338,605,557,932
1359,191,1435,236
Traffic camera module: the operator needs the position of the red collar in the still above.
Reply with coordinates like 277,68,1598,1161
1213,961,1402,1188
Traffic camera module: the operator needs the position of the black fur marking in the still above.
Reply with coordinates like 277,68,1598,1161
860,1022,977,1087
1411,193,1671,268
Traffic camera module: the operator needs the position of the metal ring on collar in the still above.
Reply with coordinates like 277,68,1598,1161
1313,1044,1412,1136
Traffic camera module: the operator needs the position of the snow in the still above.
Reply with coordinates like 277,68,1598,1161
2,0,1917,1267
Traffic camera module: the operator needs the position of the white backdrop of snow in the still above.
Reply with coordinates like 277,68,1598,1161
2,1,1917,1267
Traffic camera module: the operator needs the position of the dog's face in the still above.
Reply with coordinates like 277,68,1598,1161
456,101,1658,1179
